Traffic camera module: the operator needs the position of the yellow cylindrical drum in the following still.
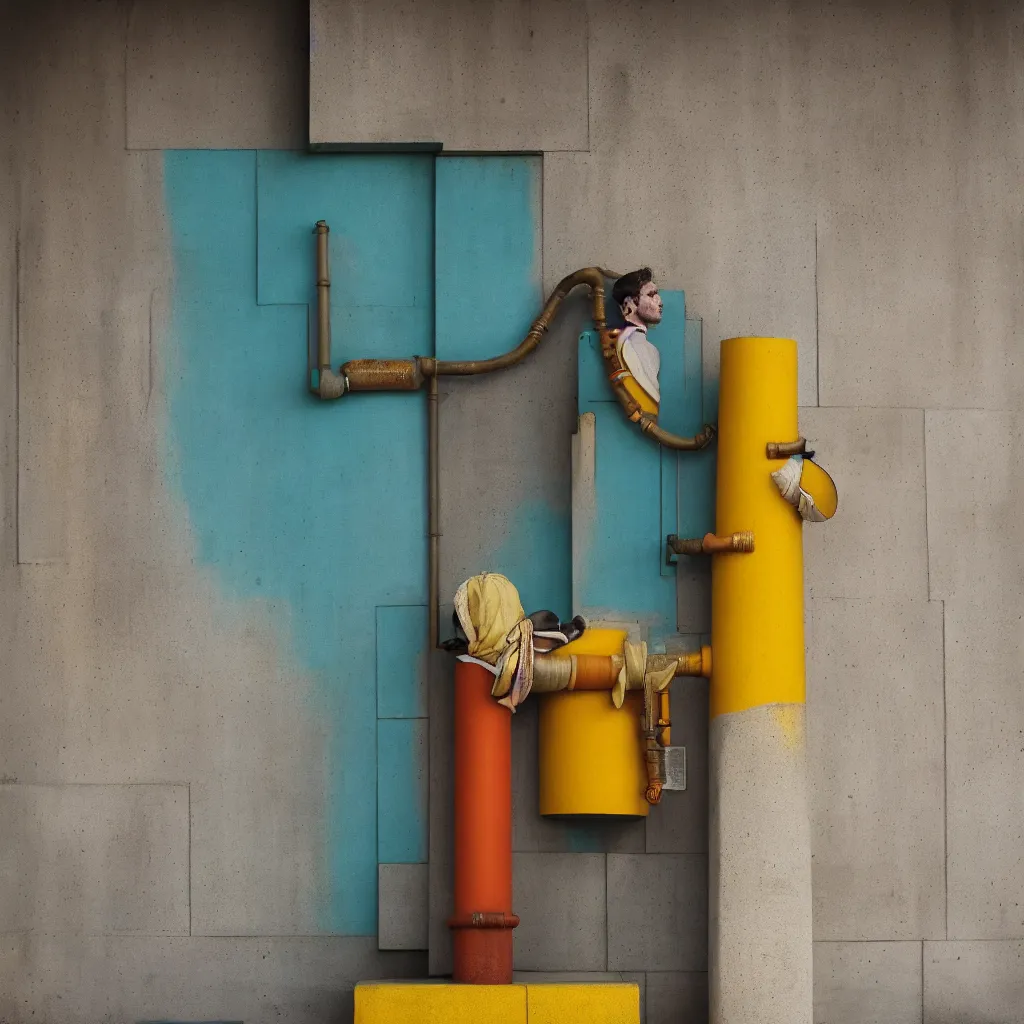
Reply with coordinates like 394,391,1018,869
538,629,648,817
712,337,803,718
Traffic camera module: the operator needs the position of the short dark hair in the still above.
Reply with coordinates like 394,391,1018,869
612,268,654,309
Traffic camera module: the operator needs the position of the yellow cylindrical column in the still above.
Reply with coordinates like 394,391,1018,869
712,337,803,717
710,338,812,1024
538,629,648,818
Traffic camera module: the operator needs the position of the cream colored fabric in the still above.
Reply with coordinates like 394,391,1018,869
492,618,535,712
452,572,526,665
771,456,828,523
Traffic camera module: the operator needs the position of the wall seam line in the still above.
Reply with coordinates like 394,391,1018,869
814,215,820,408
941,598,948,942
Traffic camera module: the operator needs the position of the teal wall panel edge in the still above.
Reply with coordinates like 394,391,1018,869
376,605,429,719
377,718,429,864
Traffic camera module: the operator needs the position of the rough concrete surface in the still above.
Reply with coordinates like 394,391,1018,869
4,0,1024,1018
0,934,425,1024
924,940,1024,1024
512,852,608,972
710,705,812,1024
925,410,1024,605
309,0,588,151
127,0,308,150
607,854,708,972
1,1,328,947
0,784,189,935
544,0,818,406
378,863,429,951
800,407,928,602
814,941,923,1024
944,591,1024,939
807,597,945,941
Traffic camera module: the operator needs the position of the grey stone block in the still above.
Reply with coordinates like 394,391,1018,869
513,853,607,971
544,3,818,406
945,592,1024,938
126,0,306,149
512,698,645,855
310,0,588,151
645,678,708,855
0,784,188,934
807,597,945,940
813,5,1024,411
800,407,928,601
925,410,1024,604
645,972,708,1024
607,854,707,972
378,864,428,951
924,940,1024,1024
0,933,424,1024
676,562,711,636
814,942,923,1024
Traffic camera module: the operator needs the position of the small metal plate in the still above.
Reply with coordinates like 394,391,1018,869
661,745,687,791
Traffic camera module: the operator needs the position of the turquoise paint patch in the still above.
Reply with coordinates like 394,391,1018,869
678,318,717,544
377,718,428,864
162,149,433,935
376,606,429,719
434,156,541,361
489,498,572,620
256,151,434,316
576,295,694,642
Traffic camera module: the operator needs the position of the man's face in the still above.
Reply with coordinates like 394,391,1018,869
634,280,663,325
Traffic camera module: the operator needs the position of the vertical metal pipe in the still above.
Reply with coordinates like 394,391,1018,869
427,373,440,649
449,660,517,982
315,221,331,372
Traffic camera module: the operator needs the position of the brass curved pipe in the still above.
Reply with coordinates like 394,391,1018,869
310,222,720,645
640,416,716,451
428,267,618,376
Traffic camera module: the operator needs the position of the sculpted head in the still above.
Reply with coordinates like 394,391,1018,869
612,268,663,328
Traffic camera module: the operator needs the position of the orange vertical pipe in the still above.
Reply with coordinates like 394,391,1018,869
448,660,518,983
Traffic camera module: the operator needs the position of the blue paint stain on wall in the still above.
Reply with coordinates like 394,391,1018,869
488,498,572,620
575,292,695,645
162,149,551,935
162,149,434,935
434,157,541,363
376,605,429,720
377,718,428,864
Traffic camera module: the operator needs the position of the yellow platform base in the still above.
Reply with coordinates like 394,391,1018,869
354,981,640,1024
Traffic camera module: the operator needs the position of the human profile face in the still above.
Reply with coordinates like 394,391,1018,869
635,280,663,325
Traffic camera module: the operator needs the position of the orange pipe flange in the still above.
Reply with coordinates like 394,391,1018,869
449,660,516,983
676,645,713,679
569,653,621,690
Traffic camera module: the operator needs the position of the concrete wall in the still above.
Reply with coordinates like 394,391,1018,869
2,0,1024,1022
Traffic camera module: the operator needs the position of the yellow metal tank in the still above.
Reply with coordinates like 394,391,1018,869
537,628,649,818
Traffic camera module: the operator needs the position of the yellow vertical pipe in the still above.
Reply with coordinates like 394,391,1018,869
711,337,803,719
709,335,812,1024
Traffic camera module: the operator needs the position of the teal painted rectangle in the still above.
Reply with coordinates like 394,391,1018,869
435,156,541,361
164,149,434,936
377,718,428,864
255,150,435,358
675,317,717,551
376,605,428,719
